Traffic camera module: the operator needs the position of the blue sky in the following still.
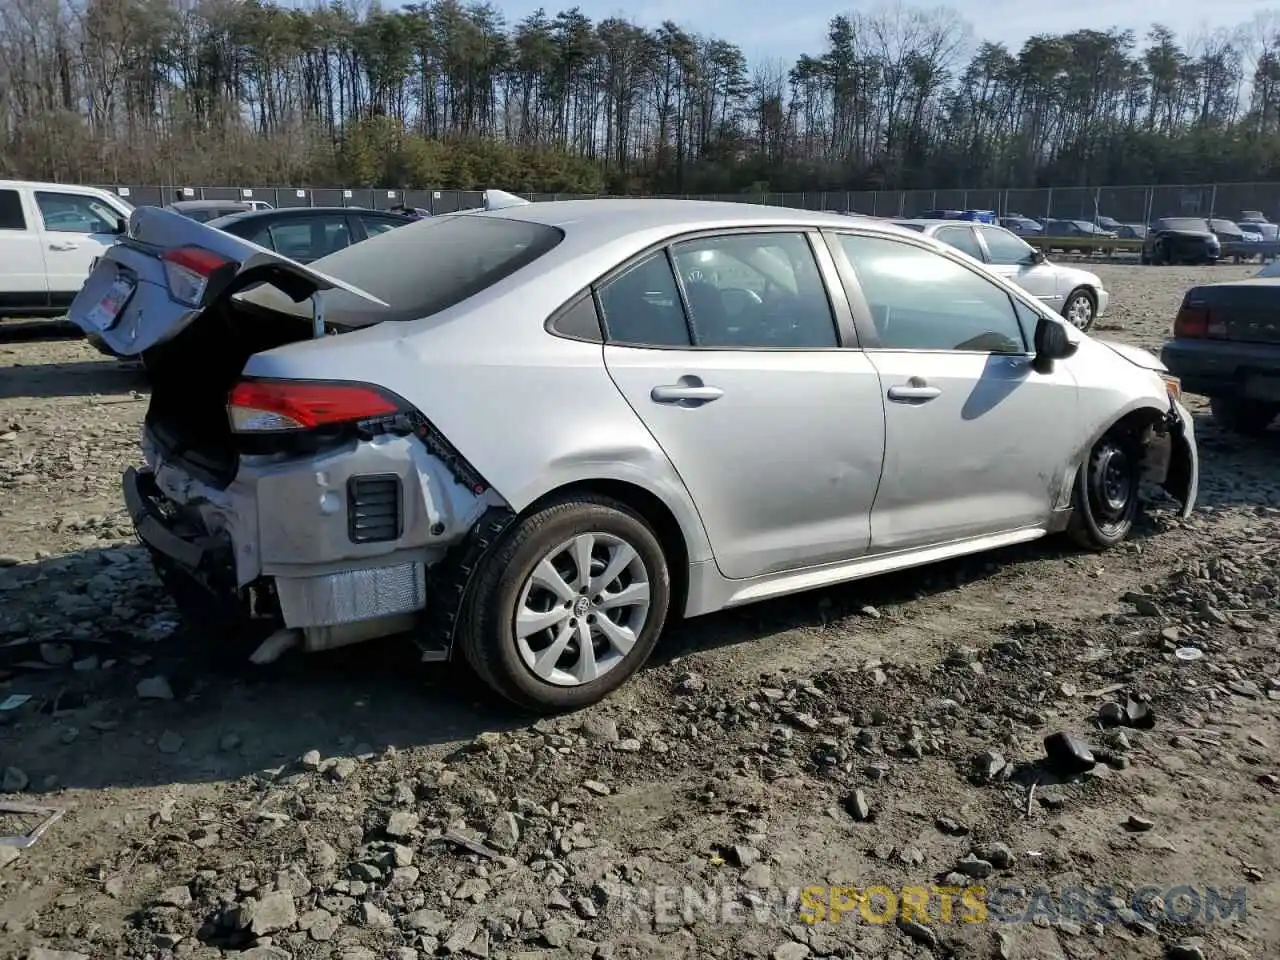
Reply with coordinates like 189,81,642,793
487,0,1265,66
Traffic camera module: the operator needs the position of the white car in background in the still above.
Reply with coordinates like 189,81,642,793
893,219,1110,331
0,179,133,316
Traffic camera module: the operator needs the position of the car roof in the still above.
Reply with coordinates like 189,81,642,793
890,218,995,230
474,198,875,234
210,206,405,224
167,200,251,211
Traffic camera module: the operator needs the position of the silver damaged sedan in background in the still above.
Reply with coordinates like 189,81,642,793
67,194,1198,712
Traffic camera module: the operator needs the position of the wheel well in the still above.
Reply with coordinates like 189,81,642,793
525,479,691,621
1067,285,1097,307
1090,406,1169,476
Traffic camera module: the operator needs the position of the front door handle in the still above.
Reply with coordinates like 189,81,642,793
651,383,724,405
887,378,942,403
49,241,79,251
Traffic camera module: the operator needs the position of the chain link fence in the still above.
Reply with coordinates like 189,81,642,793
101,183,1280,222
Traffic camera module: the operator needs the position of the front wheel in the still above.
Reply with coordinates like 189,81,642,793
1062,287,1097,331
1067,430,1142,550
457,496,671,712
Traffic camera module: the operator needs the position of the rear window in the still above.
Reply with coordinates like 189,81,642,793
239,214,564,324
1159,218,1209,231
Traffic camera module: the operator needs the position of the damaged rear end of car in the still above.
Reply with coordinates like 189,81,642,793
68,206,516,663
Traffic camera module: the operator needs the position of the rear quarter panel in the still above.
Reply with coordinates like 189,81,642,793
241,262,717,565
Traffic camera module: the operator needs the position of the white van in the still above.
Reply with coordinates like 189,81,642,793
0,180,135,316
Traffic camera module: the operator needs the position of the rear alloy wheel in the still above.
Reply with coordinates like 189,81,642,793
458,496,671,712
1068,430,1142,550
1063,288,1097,331
1209,397,1279,437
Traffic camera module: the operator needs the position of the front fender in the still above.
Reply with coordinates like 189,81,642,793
1163,400,1199,519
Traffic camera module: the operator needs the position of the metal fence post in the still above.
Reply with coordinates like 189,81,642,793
1045,188,1053,219
1209,184,1217,220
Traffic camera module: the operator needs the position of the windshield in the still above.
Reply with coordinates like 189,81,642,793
1158,218,1210,232
1210,219,1242,233
237,213,564,324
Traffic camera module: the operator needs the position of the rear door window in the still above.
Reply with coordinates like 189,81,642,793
0,190,25,230
934,226,985,261
597,252,691,347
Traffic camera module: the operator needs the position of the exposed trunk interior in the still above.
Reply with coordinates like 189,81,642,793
142,296,312,487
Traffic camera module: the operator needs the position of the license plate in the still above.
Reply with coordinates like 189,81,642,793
84,274,135,331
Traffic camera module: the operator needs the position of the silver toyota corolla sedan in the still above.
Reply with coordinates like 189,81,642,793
67,194,1197,712
892,219,1110,331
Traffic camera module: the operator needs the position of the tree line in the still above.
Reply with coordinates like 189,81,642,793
2,0,1280,195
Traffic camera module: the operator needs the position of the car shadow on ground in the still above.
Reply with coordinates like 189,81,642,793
0,406,1270,796
0,358,145,400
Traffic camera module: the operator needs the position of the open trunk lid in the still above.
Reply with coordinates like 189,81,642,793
66,206,388,356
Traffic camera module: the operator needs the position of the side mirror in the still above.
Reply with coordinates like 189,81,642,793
1033,316,1078,372
1028,248,1046,264
113,216,127,235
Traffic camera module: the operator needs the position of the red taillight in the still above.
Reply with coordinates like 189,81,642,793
227,380,402,433
161,245,234,307
1173,305,1208,338
1174,298,1227,339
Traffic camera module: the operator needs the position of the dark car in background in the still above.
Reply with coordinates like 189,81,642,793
1000,215,1043,236
1239,221,1280,262
1095,216,1123,232
1040,219,1118,254
1141,217,1220,265
1115,223,1147,240
205,206,416,263
1162,279,1280,436
164,200,254,222
1207,219,1260,262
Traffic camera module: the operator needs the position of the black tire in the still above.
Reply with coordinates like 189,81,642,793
1067,429,1142,551
1062,287,1097,331
457,495,672,713
1209,397,1279,437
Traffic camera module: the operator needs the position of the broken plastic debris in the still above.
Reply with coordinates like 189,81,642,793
0,801,64,848
0,694,31,711
1175,647,1204,661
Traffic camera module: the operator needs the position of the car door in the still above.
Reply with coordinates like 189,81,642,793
827,230,1080,553
0,188,49,310
32,189,122,303
975,225,1062,308
599,230,887,581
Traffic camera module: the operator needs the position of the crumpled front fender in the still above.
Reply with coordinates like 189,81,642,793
1162,399,1199,519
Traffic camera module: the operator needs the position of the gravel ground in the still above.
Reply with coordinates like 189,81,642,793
1,262,1278,960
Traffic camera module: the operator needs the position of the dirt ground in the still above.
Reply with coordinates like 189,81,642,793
1,262,1278,960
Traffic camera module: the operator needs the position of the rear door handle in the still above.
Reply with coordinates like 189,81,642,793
651,384,724,405
887,381,942,403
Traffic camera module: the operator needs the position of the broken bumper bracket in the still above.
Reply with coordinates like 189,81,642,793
416,506,516,663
